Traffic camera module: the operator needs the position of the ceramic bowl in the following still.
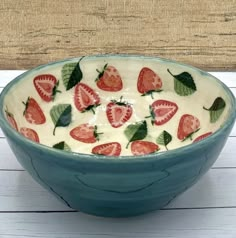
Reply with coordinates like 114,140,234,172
0,55,235,217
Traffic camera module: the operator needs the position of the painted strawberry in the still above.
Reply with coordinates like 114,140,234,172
137,67,162,98
106,97,133,128
70,123,103,143
33,74,61,102
20,127,40,143
177,114,200,141
23,97,46,124
92,142,121,156
74,83,100,114
131,141,159,155
95,64,123,92
146,100,178,126
193,132,212,143
5,108,18,131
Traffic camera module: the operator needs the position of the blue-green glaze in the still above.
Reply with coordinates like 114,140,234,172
0,55,235,217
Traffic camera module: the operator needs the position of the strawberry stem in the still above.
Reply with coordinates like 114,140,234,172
91,107,95,114
83,104,100,114
5,107,13,117
165,145,168,151
203,106,209,111
103,63,108,71
94,125,103,141
95,63,108,82
167,68,174,77
22,97,30,116
111,96,131,106
78,56,85,64
96,132,104,141
126,141,131,149
145,106,155,125
141,90,162,99
181,128,201,142
53,126,56,136
52,81,62,101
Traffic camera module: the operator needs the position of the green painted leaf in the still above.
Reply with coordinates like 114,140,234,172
156,130,172,150
203,97,226,123
167,69,196,96
50,104,72,135
124,120,147,148
53,141,71,151
62,57,84,90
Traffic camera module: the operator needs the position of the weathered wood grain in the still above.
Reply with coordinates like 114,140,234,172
0,0,235,70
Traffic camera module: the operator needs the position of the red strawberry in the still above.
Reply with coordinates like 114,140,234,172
70,123,103,143
5,109,18,131
193,132,212,143
23,97,46,125
131,141,159,155
33,74,60,102
74,83,100,114
106,97,133,128
146,100,178,126
177,114,200,141
137,67,162,98
96,64,123,92
20,127,40,143
92,142,121,156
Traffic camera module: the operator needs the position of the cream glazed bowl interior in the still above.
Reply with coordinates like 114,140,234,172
0,55,235,217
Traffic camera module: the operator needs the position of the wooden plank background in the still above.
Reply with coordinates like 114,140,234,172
0,0,235,70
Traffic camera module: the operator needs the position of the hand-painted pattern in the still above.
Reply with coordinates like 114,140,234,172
34,74,61,102
62,57,84,90
70,123,103,143
106,97,133,128
146,100,178,126
5,108,18,131
50,104,72,135
156,130,172,150
167,69,196,96
96,64,123,92
23,97,46,125
74,83,100,114
203,97,226,123
5,59,227,156
92,142,121,156
137,67,162,98
20,127,40,143
193,132,213,143
131,140,159,155
177,114,200,141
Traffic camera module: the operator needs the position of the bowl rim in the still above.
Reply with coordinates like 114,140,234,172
0,54,235,165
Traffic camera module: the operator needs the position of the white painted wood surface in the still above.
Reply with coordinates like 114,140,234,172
0,71,236,237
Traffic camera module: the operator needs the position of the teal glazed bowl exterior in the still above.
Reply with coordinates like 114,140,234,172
0,55,235,217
